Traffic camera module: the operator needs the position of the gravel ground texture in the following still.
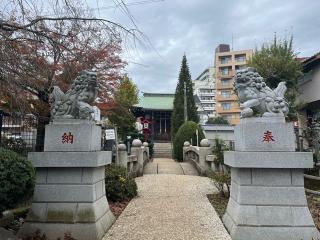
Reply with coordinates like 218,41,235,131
103,170,231,240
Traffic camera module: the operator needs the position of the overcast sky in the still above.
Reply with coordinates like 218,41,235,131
96,0,320,93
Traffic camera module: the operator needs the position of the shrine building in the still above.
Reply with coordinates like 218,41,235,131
134,92,174,142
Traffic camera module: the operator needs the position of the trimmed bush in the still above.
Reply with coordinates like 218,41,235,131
0,148,35,214
206,116,229,125
2,137,27,156
173,121,205,161
105,164,137,202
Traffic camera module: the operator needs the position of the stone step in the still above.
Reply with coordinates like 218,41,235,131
153,142,173,158
153,155,172,158
153,143,172,147
153,150,172,153
153,155,173,158
153,152,172,155
153,151,172,154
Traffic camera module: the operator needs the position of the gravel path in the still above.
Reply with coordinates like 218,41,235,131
103,173,231,240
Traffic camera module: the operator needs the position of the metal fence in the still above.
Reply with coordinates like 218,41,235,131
0,110,49,155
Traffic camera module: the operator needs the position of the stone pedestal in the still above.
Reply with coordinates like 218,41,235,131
19,120,115,240
223,117,319,240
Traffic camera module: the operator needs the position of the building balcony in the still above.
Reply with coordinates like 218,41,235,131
215,105,240,114
217,62,232,67
216,82,234,90
215,94,239,102
203,106,215,111
200,99,215,103
217,70,236,78
198,92,215,96
235,61,247,66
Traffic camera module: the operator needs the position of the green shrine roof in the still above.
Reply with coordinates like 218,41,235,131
135,93,174,110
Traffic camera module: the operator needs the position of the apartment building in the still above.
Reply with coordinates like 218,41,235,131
214,44,253,125
192,67,216,124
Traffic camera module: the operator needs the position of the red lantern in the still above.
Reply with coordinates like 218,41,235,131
141,118,151,141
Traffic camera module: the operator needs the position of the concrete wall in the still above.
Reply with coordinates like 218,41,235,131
201,124,235,145
299,65,320,104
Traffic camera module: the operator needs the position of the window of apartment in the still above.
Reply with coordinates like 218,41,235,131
221,102,231,110
203,103,213,108
220,67,231,76
235,54,246,62
221,90,231,98
298,70,313,85
235,65,247,71
201,96,213,100
200,89,213,93
219,56,231,64
221,79,232,86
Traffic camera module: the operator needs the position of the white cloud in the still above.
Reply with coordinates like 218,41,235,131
95,0,320,93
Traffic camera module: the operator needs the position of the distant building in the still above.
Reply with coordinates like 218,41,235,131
214,44,253,125
134,92,174,142
298,52,320,127
192,67,216,124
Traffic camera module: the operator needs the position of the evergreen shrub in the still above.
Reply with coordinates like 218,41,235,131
105,164,137,202
206,116,229,125
173,121,204,161
0,147,35,214
2,137,27,156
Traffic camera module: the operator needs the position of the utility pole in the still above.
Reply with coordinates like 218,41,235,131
184,81,188,122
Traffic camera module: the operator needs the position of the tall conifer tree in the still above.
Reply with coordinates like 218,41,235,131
172,55,199,138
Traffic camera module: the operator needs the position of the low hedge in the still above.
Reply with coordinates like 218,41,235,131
0,147,35,214
105,164,137,202
173,121,205,161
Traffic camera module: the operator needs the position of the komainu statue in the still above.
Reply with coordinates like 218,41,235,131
50,70,98,120
234,67,289,118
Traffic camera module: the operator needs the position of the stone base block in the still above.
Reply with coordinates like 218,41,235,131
19,163,114,239
223,212,319,240
29,151,111,168
235,117,295,152
19,208,115,240
223,167,319,240
225,151,313,169
44,120,101,152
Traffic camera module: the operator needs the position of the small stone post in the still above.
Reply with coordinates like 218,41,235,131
223,117,319,240
130,139,143,176
198,139,211,173
182,141,191,161
117,143,128,169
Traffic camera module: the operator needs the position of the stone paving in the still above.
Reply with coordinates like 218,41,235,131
143,158,199,175
103,158,231,240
